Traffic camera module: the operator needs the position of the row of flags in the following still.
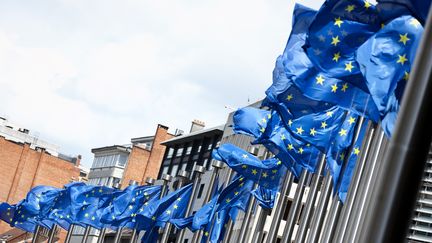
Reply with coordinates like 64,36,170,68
1,0,429,242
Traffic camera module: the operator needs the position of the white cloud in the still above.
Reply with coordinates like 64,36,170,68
0,0,323,167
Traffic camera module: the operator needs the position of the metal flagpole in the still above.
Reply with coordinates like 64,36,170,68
264,172,294,243
161,171,190,243
294,155,326,243
347,131,387,242
31,225,41,243
82,226,91,243
331,122,376,243
280,169,310,243
97,228,106,243
250,207,271,243
191,161,224,243
306,170,333,243
65,225,75,243
319,195,341,243
129,177,156,243
237,183,258,242
220,169,235,243
357,8,432,243
47,225,58,243
176,165,205,243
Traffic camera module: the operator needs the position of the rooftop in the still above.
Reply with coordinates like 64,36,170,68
161,124,225,146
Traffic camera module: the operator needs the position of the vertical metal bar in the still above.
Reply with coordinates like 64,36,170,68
306,171,333,243
237,183,258,242
176,166,205,243
319,196,342,243
281,169,309,243
294,155,326,243
161,171,190,243
251,207,271,243
65,224,75,243
47,225,58,243
218,169,236,243
332,123,376,243
31,225,41,243
356,6,432,242
264,172,294,243
97,228,106,243
82,226,91,243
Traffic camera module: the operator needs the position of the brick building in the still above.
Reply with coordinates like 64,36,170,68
0,118,82,242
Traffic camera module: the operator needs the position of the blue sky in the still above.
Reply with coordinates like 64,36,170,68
0,0,323,168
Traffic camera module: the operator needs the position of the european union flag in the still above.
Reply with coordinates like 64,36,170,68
0,202,15,225
215,176,253,213
10,200,38,232
338,119,369,203
191,195,219,231
137,183,192,229
170,215,193,230
325,111,359,187
212,143,285,189
252,186,277,209
72,185,116,229
101,184,161,229
376,0,431,25
356,15,423,137
202,209,230,243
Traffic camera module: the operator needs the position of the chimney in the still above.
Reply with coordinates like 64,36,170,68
190,119,205,133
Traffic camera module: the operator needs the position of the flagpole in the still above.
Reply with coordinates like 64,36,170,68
47,224,58,243
96,228,106,243
161,171,190,243
294,155,326,243
220,169,235,243
237,183,258,242
31,225,41,243
82,225,91,243
176,165,205,243
345,131,387,242
250,207,270,243
280,169,310,243
305,170,333,243
319,195,341,243
264,172,294,243
191,161,224,243
129,177,156,243
331,122,376,243
65,225,75,243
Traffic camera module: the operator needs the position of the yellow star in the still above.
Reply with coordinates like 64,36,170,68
242,165,247,169
334,17,344,28
252,169,258,175
260,127,265,133
353,147,360,155
129,205,133,210
242,154,248,158
331,36,340,46
288,119,293,126
364,1,371,9
205,232,209,236
399,33,410,45
339,153,346,160
272,169,278,174
339,129,348,136
310,128,317,136
152,216,156,221
277,161,282,165
381,23,385,29
331,84,338,93
321,121,328,129
341,83,348,92
226,198,231,203
326,111,333,117
298,147,304,154
287,94,293,101
262,118,267,123
403,71,410,81
348,116,356,125
177,197,182,201
280,134,286,140
173,205,178,209
267,113,271,119
296,126,304,135
316,75,325,85
287,144,294,150
91,216,96,221
345,61,354,72
397,54,408,65
239,177,244,181
262,172,268,178
333,52,341,62
166,210,171,215
410,18,421,28
345,4,355,12
84,213,89,218
234,191,239,196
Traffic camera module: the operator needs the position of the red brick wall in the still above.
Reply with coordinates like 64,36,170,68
0,136,80,241
121,146,151,189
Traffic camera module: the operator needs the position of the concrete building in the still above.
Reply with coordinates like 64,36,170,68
0,117,83,243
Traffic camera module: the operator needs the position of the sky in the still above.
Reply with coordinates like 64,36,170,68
0,0,323,168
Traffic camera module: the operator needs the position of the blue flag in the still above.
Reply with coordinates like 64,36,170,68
0,202,15,225
338,119,369,203
136,183,192,230
101,184,161,229
252,186,277,209
376,0,431,25
212,143,286,189
356,15,423,137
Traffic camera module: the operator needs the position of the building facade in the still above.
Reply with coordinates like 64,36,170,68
0,117,83,243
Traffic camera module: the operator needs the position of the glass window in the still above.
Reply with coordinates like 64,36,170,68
176,148,184,157
167,148,174,159
162,166,169,176
186,146,192,155
181,163,187,172
197,145,202,153
207,143,212,150
118,154,128,167
203,159,208,168
197,184,205,199
171,164,179,177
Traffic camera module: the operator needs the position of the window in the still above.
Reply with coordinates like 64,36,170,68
207,143,212,150
181,163,187,172
197,184,205,199
167,148,174,159
197,145,202,153
162,166,169,176
203,159,209,168
176,148,184,157
118,154,128,167
171,164,179,177
184,239,189,243
186,146,192,155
